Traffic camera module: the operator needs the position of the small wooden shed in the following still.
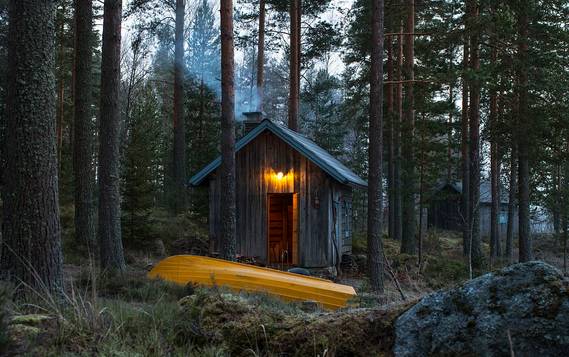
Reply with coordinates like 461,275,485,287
190,116,367,268
428,180,519,238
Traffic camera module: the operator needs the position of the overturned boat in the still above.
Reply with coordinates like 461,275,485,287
148,255,357,310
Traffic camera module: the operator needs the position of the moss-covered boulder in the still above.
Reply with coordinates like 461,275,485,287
394,261,569,356
177,289,410,356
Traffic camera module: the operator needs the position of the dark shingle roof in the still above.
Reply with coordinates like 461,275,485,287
436,180,509,204
189,119,367,188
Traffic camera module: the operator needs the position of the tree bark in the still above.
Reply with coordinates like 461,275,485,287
256,0,265,112
386,30,395,240
468,0,483,269
489,26,501,262
400,0,416,255
288,0,300,131
461,13,470,257
1,0,63,292
506,144,517,262
220,0,237,260
173,0,187,213
393,20,403,242
367,0,385,293
98,0,126,271
73,0,95,247
56,3,65,167
516,0,532,262
447,84,454,181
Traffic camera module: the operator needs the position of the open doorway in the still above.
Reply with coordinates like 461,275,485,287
267,193,298,266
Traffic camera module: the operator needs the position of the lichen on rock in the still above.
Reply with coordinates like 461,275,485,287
394,261,569,356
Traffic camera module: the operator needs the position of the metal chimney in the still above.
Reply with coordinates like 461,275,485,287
242,111,265,134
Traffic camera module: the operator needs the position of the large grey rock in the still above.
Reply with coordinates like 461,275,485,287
394,261,569,356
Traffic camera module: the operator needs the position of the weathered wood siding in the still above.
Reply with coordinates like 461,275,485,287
208,131,351,267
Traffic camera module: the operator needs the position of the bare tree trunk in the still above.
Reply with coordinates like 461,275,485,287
98,0,125,272
490,40,501,263
387,32,395,240
516,1,532,262
400,0,416,255
461,20,471,258
288,0,300,131
256,0,265,111
393,21,403,242
367,0,385,293
418,113,426,267
1,0,63,292
56,2,65,167
73,0,95,247
554,164,561,245
220,0,236,260
447,84,454,181
468,0,483,269
173,0,187,213
506,144,517,262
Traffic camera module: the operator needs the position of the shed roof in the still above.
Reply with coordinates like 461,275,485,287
435,180,509,204
189,119,367,189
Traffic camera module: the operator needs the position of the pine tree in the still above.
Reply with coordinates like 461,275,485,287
172,0,187,213
123,84,162,248
367,0,385,293
220,0,237,260
98,0,126,271
73,0,95,247
1,0,63,292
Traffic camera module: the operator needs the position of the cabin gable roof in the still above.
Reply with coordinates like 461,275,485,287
189,119,367,189
433,180,509,205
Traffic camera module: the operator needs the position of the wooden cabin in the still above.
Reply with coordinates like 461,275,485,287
428,181,519,238
190,115,367,268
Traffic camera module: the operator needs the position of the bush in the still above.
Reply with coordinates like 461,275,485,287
423,257,469,289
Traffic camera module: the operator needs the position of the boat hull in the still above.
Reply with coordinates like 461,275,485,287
147,255,356,310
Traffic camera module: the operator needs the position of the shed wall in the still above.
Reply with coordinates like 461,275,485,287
208,131,350,267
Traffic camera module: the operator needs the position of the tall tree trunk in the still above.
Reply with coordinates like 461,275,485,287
554,164,561,244
418,113,426,267
73,0,95,247
400,0,416,255
393,20,403,242
98,0,125,271
516,0,532,262
288,0,300,131
506,144,517,262
0,0,63,292
368,0,385,293
256,0,265,111
489,27,501,263
220,0,236,260
468,0,483,269
387,32,395,240
447,84,454,181
563,141,569,273
173,0,187,213
461,10,471,257
56,2,65,167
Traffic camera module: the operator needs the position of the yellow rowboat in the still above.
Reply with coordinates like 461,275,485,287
148,255,357,310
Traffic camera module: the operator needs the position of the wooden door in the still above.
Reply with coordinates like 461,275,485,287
267,193,296,266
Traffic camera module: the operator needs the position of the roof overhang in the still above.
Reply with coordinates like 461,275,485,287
189,119,367,189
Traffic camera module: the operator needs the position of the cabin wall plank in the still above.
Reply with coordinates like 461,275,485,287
208,130,352,267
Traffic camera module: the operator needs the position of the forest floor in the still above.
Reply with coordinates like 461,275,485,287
2,214,567,356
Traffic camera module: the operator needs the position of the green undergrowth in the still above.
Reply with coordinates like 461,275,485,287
60,205,210,265
7,271,409,356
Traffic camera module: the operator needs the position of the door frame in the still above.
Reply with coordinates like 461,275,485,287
266,192,299,266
